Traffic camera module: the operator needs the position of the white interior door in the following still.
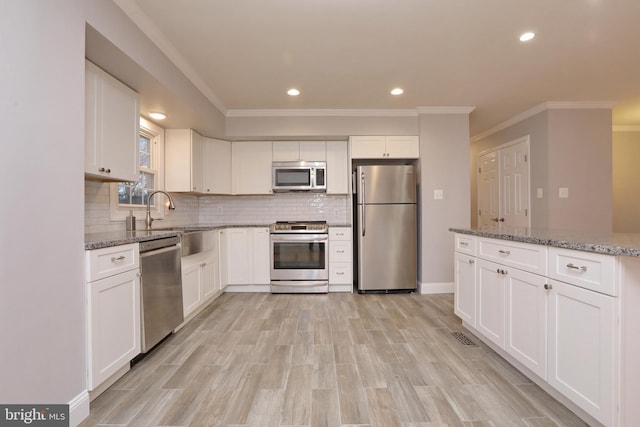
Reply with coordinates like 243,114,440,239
478,151,499,228
477,137,530,229
500,139,530,229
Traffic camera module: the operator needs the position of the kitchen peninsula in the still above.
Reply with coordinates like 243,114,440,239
449,226,640,427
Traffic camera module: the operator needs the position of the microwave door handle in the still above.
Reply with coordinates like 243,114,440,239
361,172,366,237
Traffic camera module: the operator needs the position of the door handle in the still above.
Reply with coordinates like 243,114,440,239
361,172,366,237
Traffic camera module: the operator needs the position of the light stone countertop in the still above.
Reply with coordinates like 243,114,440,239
449,226,640,258
85,223,352,250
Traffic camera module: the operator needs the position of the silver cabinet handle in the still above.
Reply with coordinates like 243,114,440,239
111,255,126,262
336,250,345,254
99,167,111,173
498,250,510,255
496,268,508,275
544,284,552,290
566,263,587,272
468,259,475,264
460,242,468,247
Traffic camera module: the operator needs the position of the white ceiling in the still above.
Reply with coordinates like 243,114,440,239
115,0,640,137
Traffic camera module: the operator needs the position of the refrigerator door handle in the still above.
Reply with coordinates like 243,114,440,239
361,172,366,236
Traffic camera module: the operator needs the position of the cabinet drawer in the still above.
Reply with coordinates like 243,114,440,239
86,244,139,282
548,247,617,296
330,227,352,241
330,241,352,262
455,234,476,255
478,238,547,275
330,263,353,284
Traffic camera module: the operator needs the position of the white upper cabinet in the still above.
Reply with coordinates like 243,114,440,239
350,136,419,159
326,141,349,194
204,137,232,194
165,129,205,193
273,141,326,161
232,141,273,195
85,60,139,182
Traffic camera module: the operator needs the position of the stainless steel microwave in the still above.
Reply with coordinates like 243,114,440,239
272,161,326,192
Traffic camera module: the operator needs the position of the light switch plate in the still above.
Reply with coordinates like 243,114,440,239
559,187,569,198
434,189,444,200
536,188,543,199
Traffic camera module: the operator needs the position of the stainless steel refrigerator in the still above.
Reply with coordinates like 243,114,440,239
355,164,417,292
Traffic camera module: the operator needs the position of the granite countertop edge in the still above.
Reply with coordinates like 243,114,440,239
449,227,640,258
85,223,352,250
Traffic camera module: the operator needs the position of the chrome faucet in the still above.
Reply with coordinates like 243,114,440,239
145,190,176,229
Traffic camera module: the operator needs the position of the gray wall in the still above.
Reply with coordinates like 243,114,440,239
613,130,640,232
418,113,471,288
472,107,612,231
1,0,85,405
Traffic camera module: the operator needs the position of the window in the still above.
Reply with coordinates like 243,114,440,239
110,118,165,221
118,133,157,207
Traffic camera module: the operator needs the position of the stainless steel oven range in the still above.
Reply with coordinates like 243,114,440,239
270,221,329,293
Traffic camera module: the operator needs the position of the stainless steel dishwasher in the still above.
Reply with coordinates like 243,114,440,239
139,236,183,352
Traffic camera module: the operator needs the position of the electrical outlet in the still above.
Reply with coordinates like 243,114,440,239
536,188,543,199
559,187,569,199
434,189,444,200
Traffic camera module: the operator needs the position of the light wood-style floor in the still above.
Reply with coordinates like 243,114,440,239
80,292,588,427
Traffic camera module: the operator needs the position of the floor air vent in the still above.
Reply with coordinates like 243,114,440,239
451,331,478,347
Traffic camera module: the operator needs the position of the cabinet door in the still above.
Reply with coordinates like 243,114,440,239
252,228,271,284
476,259,506,348
87,269,140,389
385,136,419,159
547,279,616,426
85,61,139,182
326,141,349,194
272,141,300,161
218,230,228,289
166,129,204,193
350,136,386,158
204,138,232,194
182,261,202,317
191,131,205,193
226,228,251,284
299,141,326,161
454,252,476,327
201,256,217,300
505,268,547,379
232,141,273,195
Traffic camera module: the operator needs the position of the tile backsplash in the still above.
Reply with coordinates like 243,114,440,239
85,180,351,234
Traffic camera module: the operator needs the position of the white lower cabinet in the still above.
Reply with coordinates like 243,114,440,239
453,234,618,426
547,279,615,425
182,253,217,319
329,227,353,291
505,267,547,380
85,244,140,394
223,227,270,287
454,252,476,326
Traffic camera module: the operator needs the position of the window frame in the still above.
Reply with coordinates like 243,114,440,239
109,117,166,222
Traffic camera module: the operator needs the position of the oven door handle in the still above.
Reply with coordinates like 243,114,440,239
270,234,329,242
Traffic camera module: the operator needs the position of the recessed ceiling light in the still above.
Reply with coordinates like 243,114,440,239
520,32,535,42
149,112,167,120
287,88,300,96
390,88,404,95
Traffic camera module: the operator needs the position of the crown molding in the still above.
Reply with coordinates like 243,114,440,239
613,126,640,132
225,109,420,118
416,106,475,115
472,101,618,141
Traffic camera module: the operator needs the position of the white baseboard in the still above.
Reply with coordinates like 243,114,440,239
69,390,90,427
418,281,454,294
